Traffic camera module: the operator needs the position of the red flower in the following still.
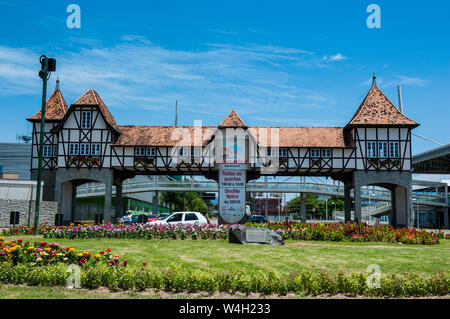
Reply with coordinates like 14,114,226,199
106,248,112,252
99,251,105,254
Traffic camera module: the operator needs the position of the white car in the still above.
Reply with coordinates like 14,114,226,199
146,212,209,226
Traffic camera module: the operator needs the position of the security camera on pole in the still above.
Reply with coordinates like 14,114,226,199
34,55,56,236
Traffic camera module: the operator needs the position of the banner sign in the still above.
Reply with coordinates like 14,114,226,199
218,164,247,224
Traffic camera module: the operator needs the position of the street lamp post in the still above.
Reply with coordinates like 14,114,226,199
34,55,56,236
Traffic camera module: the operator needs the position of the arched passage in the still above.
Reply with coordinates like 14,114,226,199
352,171,413,228
55,169,114,224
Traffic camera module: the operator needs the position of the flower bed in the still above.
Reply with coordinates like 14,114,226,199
0,237,125,267
246,222,444,245
2,222,446,245
0,236,448,296
40,223,230,240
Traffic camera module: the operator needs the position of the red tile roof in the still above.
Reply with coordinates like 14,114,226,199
347,85,419,127
249,127,354,148
72,89,119,130
27,88,68,122
113,125,354,148
114,126,217,146
218,110,247,127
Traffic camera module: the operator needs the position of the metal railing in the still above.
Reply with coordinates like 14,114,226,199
76,179,448,207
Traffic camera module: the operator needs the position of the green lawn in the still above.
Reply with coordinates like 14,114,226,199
4,235,450,275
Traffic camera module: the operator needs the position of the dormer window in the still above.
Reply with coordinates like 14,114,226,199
91,143,101,156
80,143,90,156
310,148,321,159
146,147,156,157
279,148,288,158
81,111,91,129
367,142,377,158
135,147,145,156
69,143,79,156
378,142,388,158
389,142,399,158
321,148,331,158
43,145,53,158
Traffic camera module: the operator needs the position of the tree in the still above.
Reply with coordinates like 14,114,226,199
286,194,345,219
160,191,183,212
185,192,208,213
160,191,209,213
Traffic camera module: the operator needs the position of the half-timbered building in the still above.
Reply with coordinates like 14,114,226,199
28,75,419,227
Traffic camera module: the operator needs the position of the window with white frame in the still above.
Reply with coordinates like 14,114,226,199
135,147,145,156
310,148,321,158
91,143,101,156
80,111,91,129
366,142,377,158
146,147,156,157
321,148,331,158
80,143,90,156
378,142,388,158
69,143,79,156
389,142,399,158
53,145,58,157
266,148,272,157
279,148,288,158
179,147,184,156
43,145,53,158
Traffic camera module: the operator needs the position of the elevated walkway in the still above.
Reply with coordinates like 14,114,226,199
77,179,448,208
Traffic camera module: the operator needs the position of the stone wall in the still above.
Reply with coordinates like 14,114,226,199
0,199,57,228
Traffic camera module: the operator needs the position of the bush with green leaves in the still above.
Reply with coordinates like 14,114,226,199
0,262,447,297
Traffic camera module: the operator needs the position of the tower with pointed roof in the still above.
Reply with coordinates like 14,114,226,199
343,74,419,227
27,79,68,200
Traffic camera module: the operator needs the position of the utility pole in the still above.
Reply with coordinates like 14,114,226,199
34,55,56,236
264,176,268,219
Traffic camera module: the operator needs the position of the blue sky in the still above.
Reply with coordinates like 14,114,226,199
0,0,449,159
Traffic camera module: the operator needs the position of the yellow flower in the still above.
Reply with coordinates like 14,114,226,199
28,246,35,250
44,248,51,252
77,253,83,257
95,254,101,258
0,237,4,241
68,248,75,253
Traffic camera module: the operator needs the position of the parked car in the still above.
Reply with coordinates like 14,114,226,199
158,213,170,220
147,214,159,222
147,212,209,226
250,215,267,223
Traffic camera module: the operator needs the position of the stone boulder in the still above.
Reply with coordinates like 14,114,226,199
228,226,284,246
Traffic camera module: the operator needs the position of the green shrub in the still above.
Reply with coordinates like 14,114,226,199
0,262,448,297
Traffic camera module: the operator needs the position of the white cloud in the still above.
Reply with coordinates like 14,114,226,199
0,41,344,121
321,53,347,63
